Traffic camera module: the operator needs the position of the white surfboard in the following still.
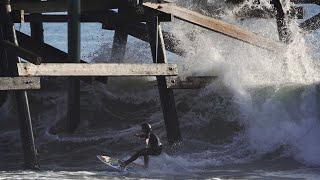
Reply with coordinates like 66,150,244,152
96,155,144,172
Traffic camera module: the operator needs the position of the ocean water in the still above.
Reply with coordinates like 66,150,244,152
1,1,320,179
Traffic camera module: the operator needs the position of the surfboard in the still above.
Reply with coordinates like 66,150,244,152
96,155,144,172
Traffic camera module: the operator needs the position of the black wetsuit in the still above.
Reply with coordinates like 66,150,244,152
123,133,162,166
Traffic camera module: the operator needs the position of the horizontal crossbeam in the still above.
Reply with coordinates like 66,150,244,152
0,77,40,90
11,0,171,22
17,63,178,77
11,0,132,13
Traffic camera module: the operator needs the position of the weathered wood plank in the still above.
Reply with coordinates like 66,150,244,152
17,63,178,77
16,31,107,84
0,77,40,90
144,2,285,52
166,76,217,89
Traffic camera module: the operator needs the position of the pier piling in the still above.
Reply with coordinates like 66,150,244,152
110,8,129,62
147,16,182,144
67,0,81,133
0,0,39,169
272,0,292,43
30,13,44,44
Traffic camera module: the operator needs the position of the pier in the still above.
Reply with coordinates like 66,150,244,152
0,0,318,170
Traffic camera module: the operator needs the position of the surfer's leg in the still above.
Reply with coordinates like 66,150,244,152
123,148,148,167
144,154,149,168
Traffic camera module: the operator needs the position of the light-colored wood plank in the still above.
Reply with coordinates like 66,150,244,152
17,63,178,77
144,2,285,52
0,77,40,90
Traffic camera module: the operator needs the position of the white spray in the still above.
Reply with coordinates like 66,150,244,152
170,0,320,165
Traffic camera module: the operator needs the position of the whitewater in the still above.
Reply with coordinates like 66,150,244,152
1,0,320,179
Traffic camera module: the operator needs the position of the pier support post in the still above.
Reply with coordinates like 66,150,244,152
30,13,44,44
110,8,128,62
67,0,81,132
147,16,182,144
271,0,292,43
0,0,39,169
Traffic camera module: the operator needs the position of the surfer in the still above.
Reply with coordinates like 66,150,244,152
120,123,162,168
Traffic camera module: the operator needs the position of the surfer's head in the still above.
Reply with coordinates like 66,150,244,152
141,123,152,134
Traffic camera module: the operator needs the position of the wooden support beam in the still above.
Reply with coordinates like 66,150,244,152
146,16,182,144
22,14,68,23
16,30,68,63
12,0,66,13
271,0,292,43
11,0,171,22
110,8,129,63
106,8,129,83
17,63,178,77
30,13,44,44
11,0,138,13
15,31,107,84
15,13,180,55
12,9,24,23
124,23,185,56
110,29,128,62
144,2,285,52
15,10,171,23
102,10,185,56
67,0,81,133
0,40,42,64
0,77,40,90
12,5,303,23
299,13,320,32
0,0,39,170
166,76,217,89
